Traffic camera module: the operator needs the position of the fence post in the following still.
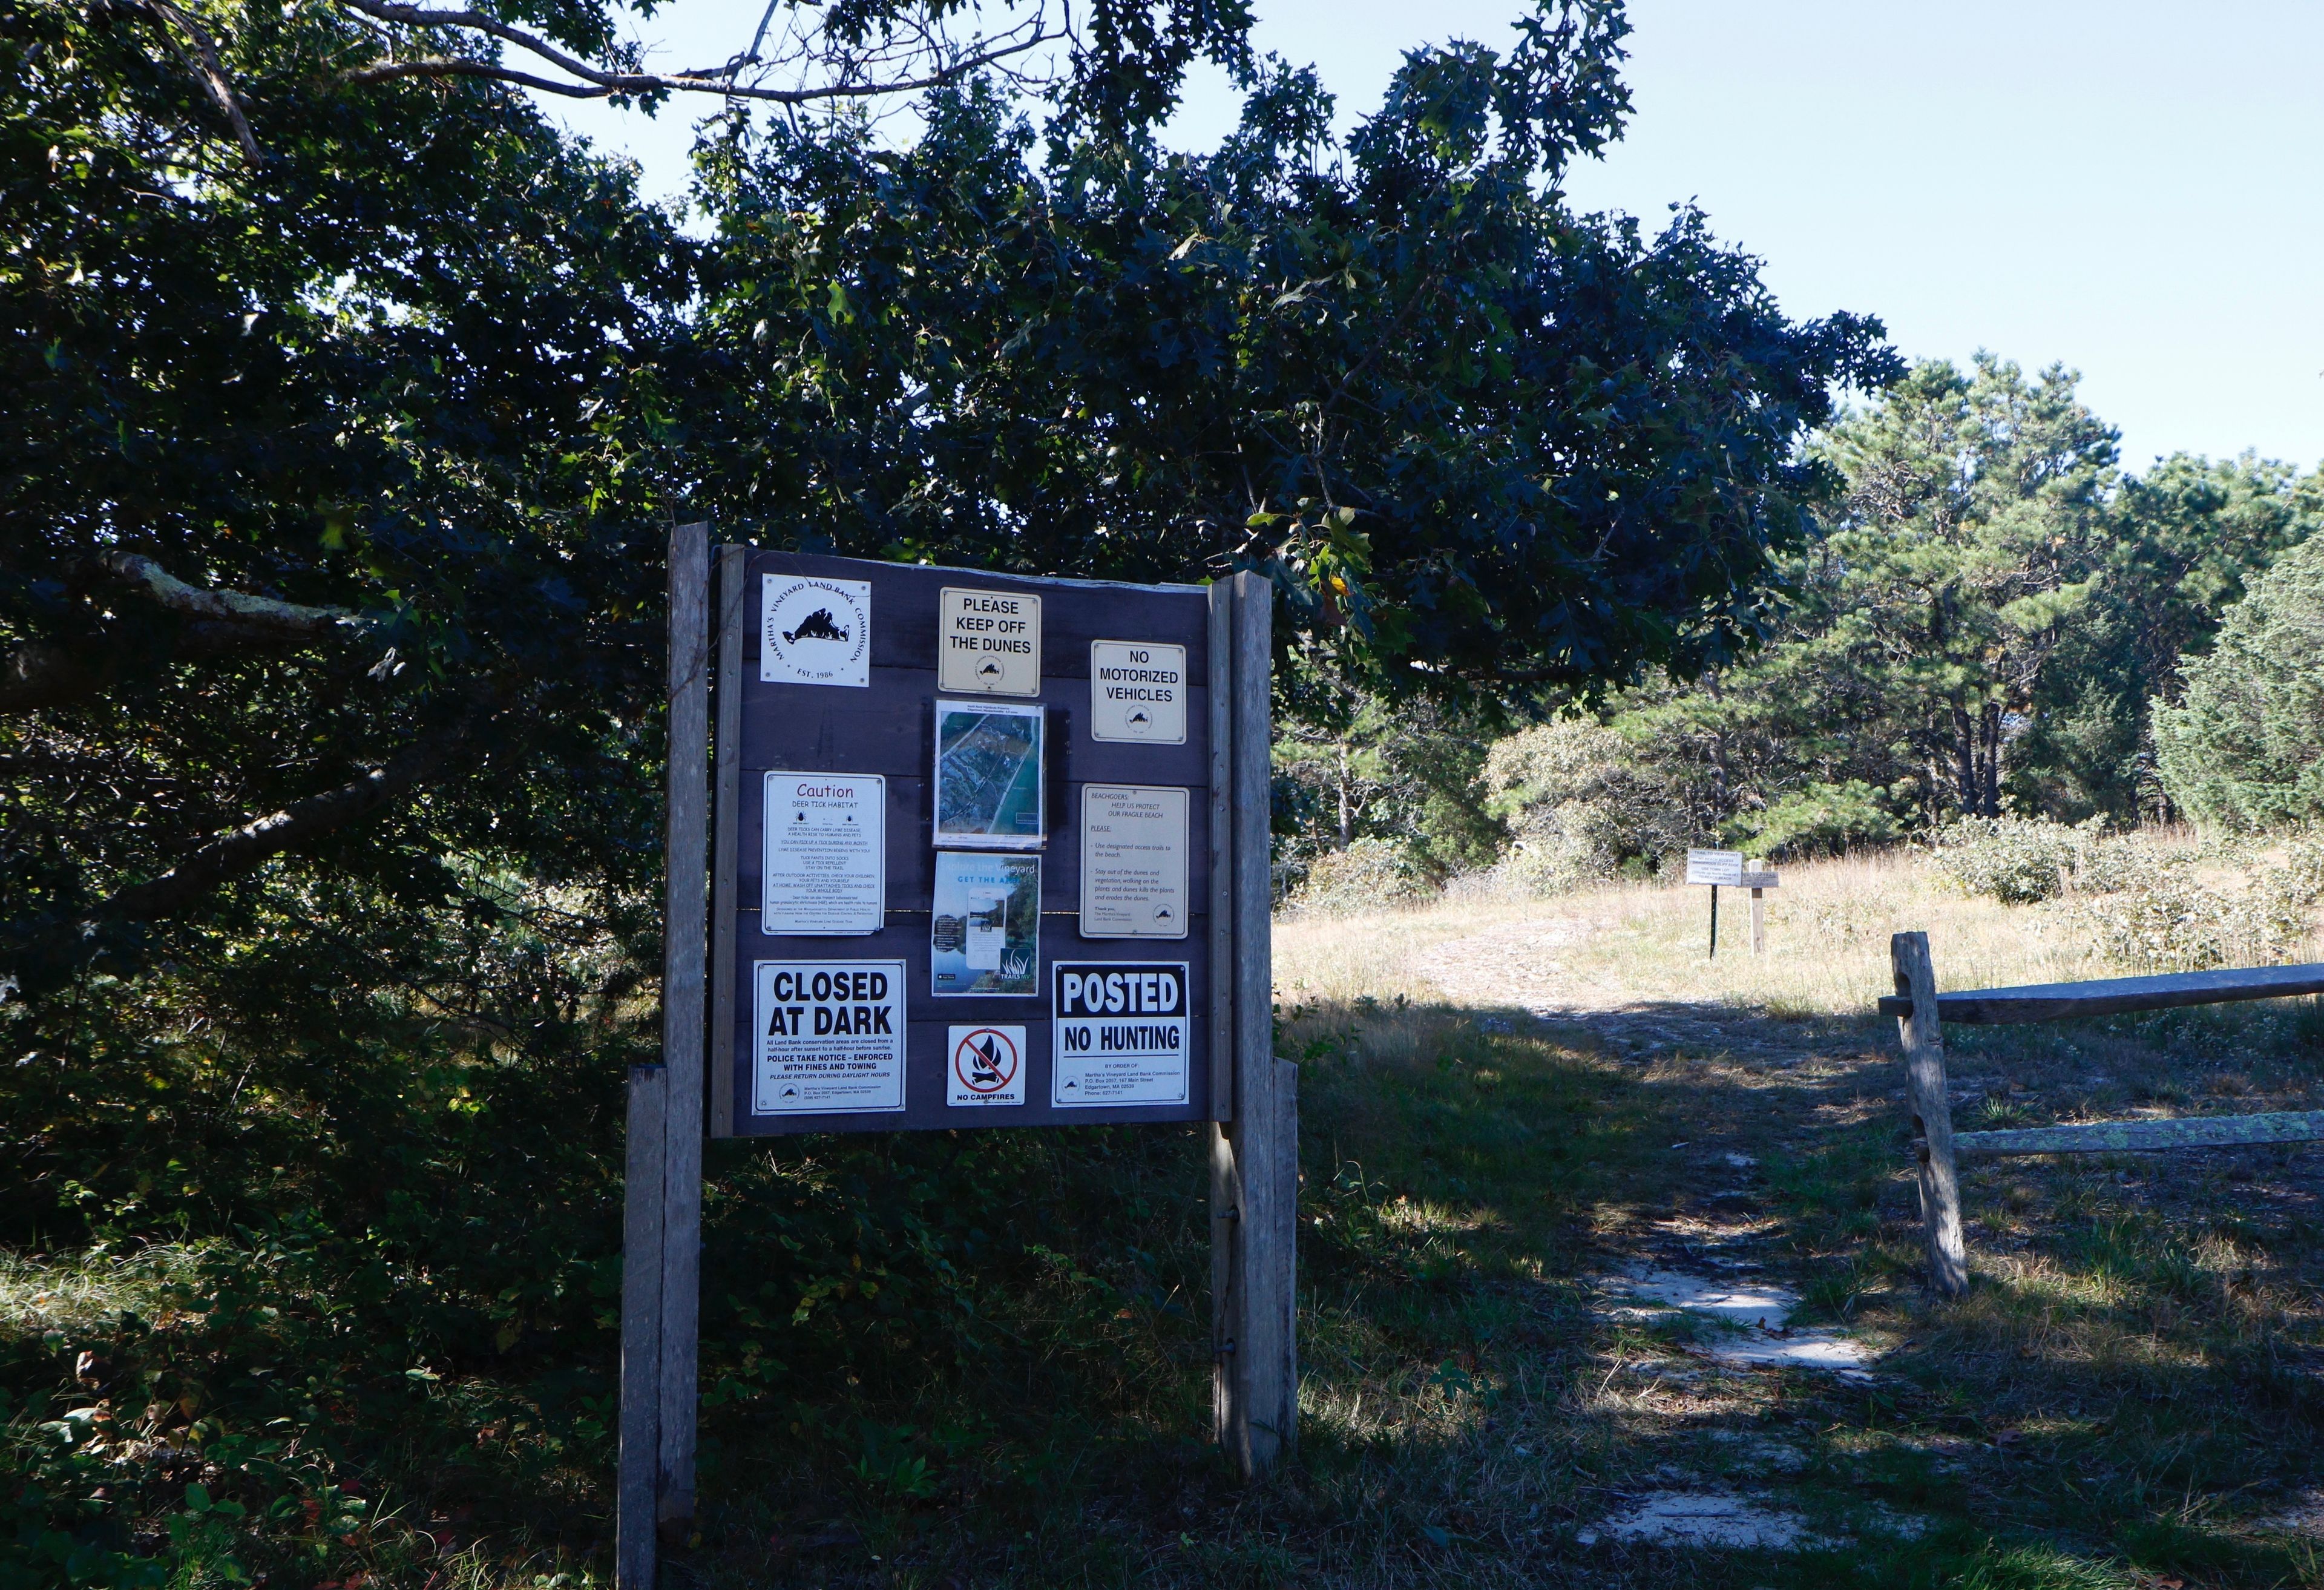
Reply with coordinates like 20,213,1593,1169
614,1062,667,1589
617,522,713,1586
1212,571,1295,1477
1891,931,1969,1298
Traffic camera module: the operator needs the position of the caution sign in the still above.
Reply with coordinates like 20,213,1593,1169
1051,961,1189,1107
1089,640,1186,743
938,586,1041,695
947,1024,1026,1107
752,960,906,1115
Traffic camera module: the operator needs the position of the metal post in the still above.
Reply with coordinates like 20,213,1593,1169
1708,884,1719,959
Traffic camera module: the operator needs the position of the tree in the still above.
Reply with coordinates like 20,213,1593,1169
2153,534,2324,829
679,11,1900,700
4,0,698,996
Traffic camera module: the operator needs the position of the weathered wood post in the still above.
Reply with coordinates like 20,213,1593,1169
1891,931,1968,1298
617,522,713,1588
1746,860,1768,954
1209,571,1297,1476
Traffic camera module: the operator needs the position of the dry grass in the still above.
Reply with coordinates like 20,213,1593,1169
1256,846,2324,1588
1282,837,2324,1026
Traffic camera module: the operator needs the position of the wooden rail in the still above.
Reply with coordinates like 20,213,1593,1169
1875,962,2324,1025
1951,1111,2324,1156
1883,936,2324,1301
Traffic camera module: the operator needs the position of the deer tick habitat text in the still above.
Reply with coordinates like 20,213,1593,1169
1052,961,1190,1107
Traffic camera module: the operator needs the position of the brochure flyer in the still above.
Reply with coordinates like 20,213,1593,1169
930,851,1040,996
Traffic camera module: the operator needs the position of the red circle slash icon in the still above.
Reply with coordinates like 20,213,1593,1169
952,1027,1020,1093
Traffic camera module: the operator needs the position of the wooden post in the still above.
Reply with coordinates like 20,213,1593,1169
1891,931,1969,1298
657,523,711,1534
707,546,744,1139
1205,581,1236,1455
615,1063,666,1590
1213,571,1296,1477
1747,861,1768,956
617,522,714,1586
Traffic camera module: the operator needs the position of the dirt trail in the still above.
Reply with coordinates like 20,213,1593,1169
1416,908,1908,1549
1412,912,1837,1062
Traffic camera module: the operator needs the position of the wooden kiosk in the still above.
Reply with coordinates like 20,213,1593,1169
615,527,1296,1586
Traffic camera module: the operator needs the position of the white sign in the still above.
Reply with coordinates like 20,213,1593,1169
1089,640,1187,743
1685,848,1745,887
947,1024,1026,1107
1052,961,1190,1106
938,586,1041,695
762,576,871,688
752,960,905,1115
1079,785,1189,939
763,772,884,935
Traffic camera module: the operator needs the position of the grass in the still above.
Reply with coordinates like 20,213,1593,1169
7,847,2324,1586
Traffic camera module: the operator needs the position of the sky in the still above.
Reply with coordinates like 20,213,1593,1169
542,0,2324,469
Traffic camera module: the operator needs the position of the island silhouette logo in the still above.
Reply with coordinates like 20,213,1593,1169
782,608,850,646
761,574,870,687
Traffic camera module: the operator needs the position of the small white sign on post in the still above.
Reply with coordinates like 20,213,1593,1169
1685,848,1745,887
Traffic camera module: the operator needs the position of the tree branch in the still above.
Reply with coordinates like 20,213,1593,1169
101,552,370,640
132,0,263,165
3,732,459,986
329,0,1061,104
0,554,382,715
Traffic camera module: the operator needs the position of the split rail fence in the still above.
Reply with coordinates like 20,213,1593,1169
1880,931,2324,1297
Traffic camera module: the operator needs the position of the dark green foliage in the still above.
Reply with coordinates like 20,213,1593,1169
1594,358,2324,841
681,29,1899,692
2153,534,2324,827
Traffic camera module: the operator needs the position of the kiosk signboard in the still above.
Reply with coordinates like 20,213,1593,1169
709,552,1227,1135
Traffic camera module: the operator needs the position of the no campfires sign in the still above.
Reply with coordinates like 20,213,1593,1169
948,1023,1025,1106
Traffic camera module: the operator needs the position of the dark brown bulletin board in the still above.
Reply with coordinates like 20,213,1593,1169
706,550,1230,1135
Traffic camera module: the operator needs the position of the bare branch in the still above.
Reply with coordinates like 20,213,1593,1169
327,0,1062,105
101,552,372,641
0,556,382,715
132,0,263,165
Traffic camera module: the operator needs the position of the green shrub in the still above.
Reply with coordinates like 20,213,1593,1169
1931,816,2102,904
1731,779,1900,858
2072,833,2324,971
1479,718,1692,892
2154,533,2324,829
1287,838,1434,915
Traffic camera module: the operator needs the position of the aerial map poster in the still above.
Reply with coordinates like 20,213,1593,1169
933,699,1045,847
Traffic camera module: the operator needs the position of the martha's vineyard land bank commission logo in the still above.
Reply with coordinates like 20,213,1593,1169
761,576,872,688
